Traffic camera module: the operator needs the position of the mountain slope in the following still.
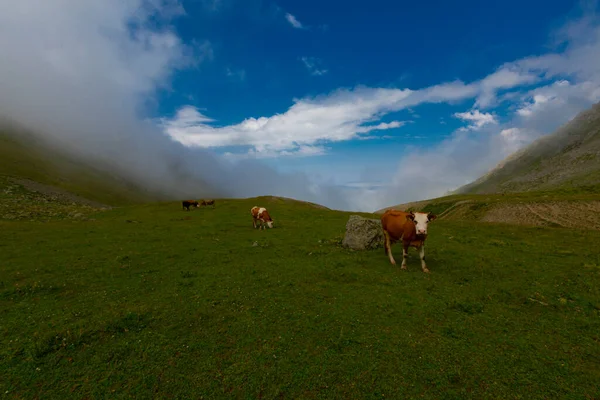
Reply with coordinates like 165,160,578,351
0,124,173,207
376,102,600,229
455,101,600,195
375,190,600,231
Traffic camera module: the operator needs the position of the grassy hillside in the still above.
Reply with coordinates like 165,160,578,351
376,188,600,230
2,195,600,399
379,102,600,228
0,128,164,207
455,101,600,195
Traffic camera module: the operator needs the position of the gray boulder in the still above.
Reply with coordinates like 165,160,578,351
342,215,384,250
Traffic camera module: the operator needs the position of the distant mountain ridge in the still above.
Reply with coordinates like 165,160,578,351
454,101,600,195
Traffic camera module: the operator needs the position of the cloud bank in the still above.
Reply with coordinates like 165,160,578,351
0,0,355,210
373,14,600,210
162,63,546,158
1,1,600,212
163,6,600,211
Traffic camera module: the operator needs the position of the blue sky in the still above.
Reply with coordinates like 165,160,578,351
2,0,600,211
157,0,595,184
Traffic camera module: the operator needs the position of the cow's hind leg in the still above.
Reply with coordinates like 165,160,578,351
383,231,396,265
419,245,429,273
383,230,389,254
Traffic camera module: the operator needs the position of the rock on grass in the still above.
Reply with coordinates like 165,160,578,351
342,215,384,250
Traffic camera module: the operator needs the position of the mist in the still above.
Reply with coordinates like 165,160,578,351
0,0,357,210
3,2,597,214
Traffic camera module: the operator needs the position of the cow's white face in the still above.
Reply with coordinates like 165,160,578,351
411,212,435,235
267,220,273,228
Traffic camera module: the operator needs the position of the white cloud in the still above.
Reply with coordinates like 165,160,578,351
362,11,600,211
161,88,417,157
516,80,571,116
224,144,328,160
517,95,553,117
285,12,304,29
499,127,520,140
4,0,600,213
226,67,246,81
498,127,532,154
356,120,406,133
0,0,362,212
475,65,540,108
157,6,600,211
161,75,524,157
454,109,498,130
300,57,328,76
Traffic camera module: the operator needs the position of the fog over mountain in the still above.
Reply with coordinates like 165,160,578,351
0,0,354,210
2,1,600,212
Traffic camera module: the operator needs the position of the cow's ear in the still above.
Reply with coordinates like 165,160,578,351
428,213,437,221
406,212,415,221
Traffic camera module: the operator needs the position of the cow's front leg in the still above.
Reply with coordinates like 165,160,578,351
401,242,409,270
419,245,429,273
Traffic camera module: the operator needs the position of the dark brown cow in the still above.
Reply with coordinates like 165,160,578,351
182,200,199,211
251,206,274,229
201,199,215,207
381,209,437,273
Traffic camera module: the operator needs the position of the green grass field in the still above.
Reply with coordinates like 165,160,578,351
2,194,600,399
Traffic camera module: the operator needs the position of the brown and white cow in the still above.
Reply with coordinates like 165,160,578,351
251,206,274,229
201,199,215,207
381,209,437,273
182,200,199,211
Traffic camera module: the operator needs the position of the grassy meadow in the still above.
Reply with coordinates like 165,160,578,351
1,195,600,399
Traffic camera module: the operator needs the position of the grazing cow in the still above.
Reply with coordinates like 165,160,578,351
182,200,199,211
251,206,274,229
381,209,437,273
201,199,215,207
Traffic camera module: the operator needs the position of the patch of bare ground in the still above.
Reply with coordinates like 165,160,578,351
9,177,111,209
480,201,600,230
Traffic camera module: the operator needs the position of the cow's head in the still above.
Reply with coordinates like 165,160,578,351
266,219,274,228
409,211,436,235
